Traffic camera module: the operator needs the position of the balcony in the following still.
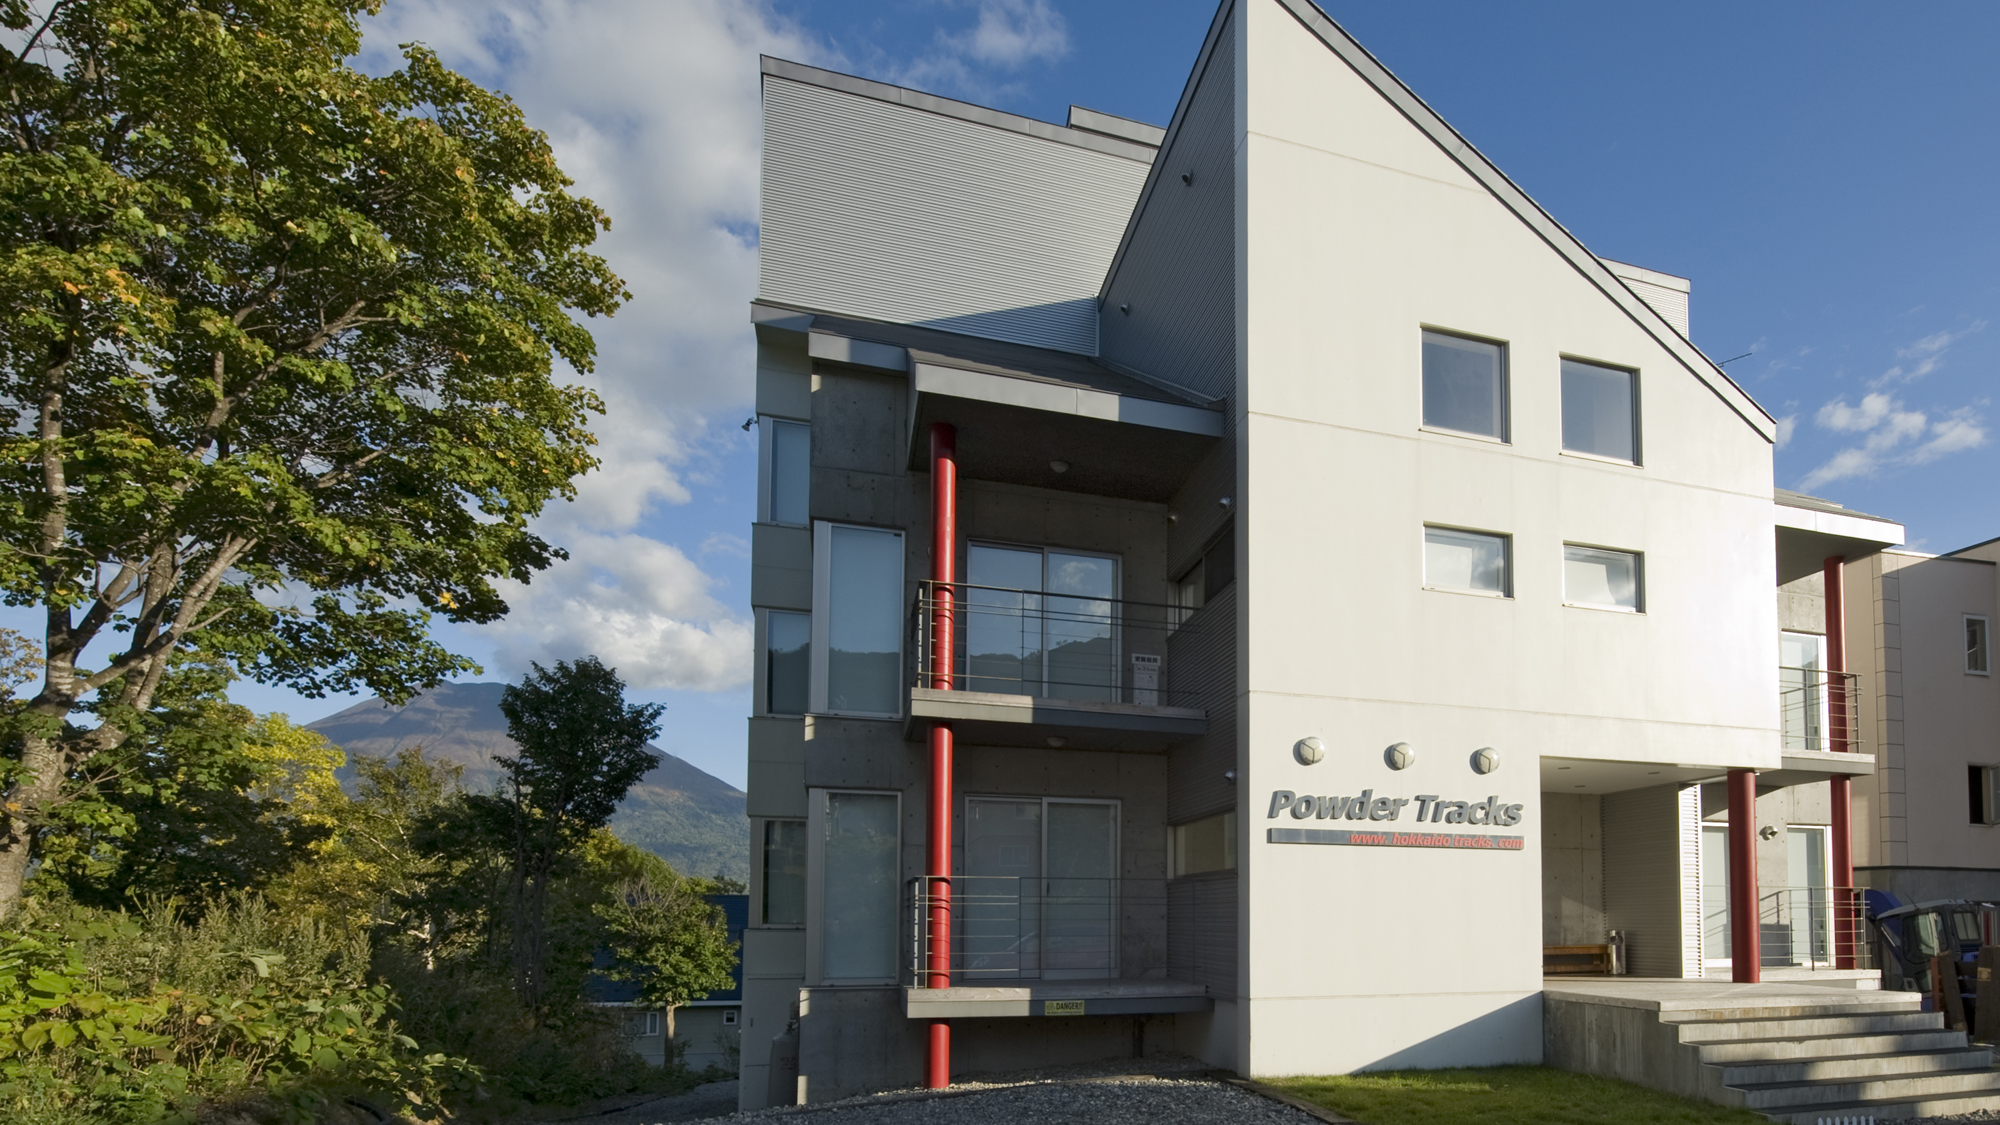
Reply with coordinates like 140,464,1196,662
1764,667,1873,787
904,580,1209,752
901,876,1209,1019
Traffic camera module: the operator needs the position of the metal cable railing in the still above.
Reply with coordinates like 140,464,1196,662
1778,667,1863,753
906,876,1167,986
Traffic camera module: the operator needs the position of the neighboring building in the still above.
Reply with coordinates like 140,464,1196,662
1849,535,2000,907
591,893,747,1070
738,0,1898,1109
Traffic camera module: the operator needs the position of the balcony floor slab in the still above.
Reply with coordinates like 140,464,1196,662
903,978,1212,1019
904,687,1204,752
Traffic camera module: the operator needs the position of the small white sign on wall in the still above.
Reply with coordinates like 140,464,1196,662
1132,653,1161,706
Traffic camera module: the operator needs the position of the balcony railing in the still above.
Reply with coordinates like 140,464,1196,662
906,876,1166,985
1759,886,1875,970
911,580,1204,709
1778,666,1862,753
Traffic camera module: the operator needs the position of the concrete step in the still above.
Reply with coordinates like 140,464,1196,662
1731,1066,2000,1109
1697,1029,1969,1064
1677,1011,1943,1044
1718,1045,1995,1087
1756,1088,2000,1125
1661,999,1923,1026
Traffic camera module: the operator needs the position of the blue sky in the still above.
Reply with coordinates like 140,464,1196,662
200,0,1996,788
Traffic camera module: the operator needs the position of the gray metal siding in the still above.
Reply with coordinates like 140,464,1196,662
1168,870,1238,996
1097,8,1237,402
1625,278,1690,338
760,77,1152,356
1600,785,1688,977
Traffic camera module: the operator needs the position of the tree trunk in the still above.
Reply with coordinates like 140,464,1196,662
0,723,75,918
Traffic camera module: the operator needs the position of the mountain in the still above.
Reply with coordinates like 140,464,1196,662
306,682,748,882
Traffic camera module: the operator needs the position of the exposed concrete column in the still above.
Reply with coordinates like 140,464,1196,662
1825,554,1857,968
1728,768,1760,982
925,422,957,1088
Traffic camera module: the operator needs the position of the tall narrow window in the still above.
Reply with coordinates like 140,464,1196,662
766,611,810,715
1969,616,1991,675
1780,632,1828,751
820,791,898,981
762,819,807,925
812,523,904,717
1423,526,1510,596
1563,545,1642,611
1422,330,1507,440
763,418,810,525
1561,358,1639,462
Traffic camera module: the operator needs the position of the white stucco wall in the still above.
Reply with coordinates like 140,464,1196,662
1232,0,1778,1076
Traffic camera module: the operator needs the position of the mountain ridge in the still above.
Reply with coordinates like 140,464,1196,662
306,682,748,882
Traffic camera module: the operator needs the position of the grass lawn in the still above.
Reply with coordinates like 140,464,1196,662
1266,1066,1770,1125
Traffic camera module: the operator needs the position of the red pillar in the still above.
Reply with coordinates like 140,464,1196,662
1729,767,1760,983
925,423,957,1088
1824,555,1857,967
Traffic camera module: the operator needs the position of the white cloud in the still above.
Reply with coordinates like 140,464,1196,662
897,0,1070,100
1774,415,1797,448
486,532,752,692
1797,393,1987,490
355,1,821,690
1871,320,1986,387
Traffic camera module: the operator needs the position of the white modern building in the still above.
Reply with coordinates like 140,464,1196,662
734,0,1943,1112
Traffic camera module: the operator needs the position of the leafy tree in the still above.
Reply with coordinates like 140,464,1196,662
490,657,660,1012
0,0,625,915
594,841,737,1045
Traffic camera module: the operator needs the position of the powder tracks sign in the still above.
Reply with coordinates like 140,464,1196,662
1265,788,1527,851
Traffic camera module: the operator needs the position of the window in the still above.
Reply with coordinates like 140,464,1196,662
1561,358,1640,462
723,1010,738,1026
1168,811,1236,877
817,790,899,982
1970,616,1990,675
1422,330,1507,440
810,523,904,717
1780,632,1829,751
1423,526,1510,596
964,543,1119,701
1970,766,2000,825
765,611,810,715
963,796,1119,980
625,1010,661,1038
760,418,810,525
762,819,807,925
1563,545,1642,611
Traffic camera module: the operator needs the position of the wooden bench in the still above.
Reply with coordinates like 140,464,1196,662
1544,944,1613,975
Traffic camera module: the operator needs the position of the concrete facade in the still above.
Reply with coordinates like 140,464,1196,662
733,0,1911,1109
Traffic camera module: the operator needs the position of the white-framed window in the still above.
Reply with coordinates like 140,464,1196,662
1422,329,1508,441
809,522,905,718
760,818,807,926
1561,357,1640,463
723,1009,738,1026
964,542,1120,701
1423,525,1511,597
1969,765,1999,825
807,789,900,985
762,609,810,716
1563,544,1643,612
626,1009,661,1038
758,416,810,526
1168,810,1236,878
1780,632,1830,752
1969,615,1990,675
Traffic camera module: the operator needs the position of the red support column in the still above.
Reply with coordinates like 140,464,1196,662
1824,555,1857,968
1729,767,1761,983
925,423,957,1089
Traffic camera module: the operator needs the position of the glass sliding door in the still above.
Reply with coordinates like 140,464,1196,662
1780,632,1828,751
1701,825,1730,970
1788,826,1831,966
1043,800,1118,979
963,544,1119,702
962,798,1042,980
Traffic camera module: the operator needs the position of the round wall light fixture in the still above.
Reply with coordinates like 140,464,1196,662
1471,747,1500,775
1384,742,1414,771
1294,736,1324,766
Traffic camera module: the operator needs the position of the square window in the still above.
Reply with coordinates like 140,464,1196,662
723,1010,739,1026
1423,527,1510,596
766,611,810,715
1970,616,1990,675
1422,330,1507,440
1562,359,1639,462
1564,545,1643,611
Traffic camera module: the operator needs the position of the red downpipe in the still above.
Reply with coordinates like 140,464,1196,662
1825,555,1856,968
926,423,957,1089
1728,767,1760,982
